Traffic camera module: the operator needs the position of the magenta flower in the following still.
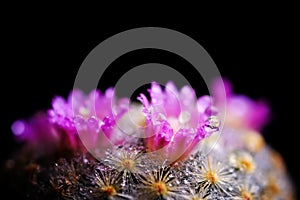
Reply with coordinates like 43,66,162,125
212,78,269,131
11,82,220,161
11,113,73,158
48,88,131,152
49,88,114,133
138,82,220,162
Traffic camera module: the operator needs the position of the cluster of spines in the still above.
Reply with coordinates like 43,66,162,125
24,144,291,200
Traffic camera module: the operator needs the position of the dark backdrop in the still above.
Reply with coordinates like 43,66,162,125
1,18,298,195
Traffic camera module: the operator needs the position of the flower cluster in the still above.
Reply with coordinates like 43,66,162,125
3,79,295,199
11,82,219,163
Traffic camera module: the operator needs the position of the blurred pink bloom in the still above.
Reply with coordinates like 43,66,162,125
212,78,270,131
11,113,73,158
138,82,220,162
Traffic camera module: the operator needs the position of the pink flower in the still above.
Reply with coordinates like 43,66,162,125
138,82,220,162
11,113,74,158
212,78,270,131
11,83,221,161
48,88,130,152
49,88,115,133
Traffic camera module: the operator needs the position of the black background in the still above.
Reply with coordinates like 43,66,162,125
1,15,298,196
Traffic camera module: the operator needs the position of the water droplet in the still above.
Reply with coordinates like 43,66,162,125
207,116,220,129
